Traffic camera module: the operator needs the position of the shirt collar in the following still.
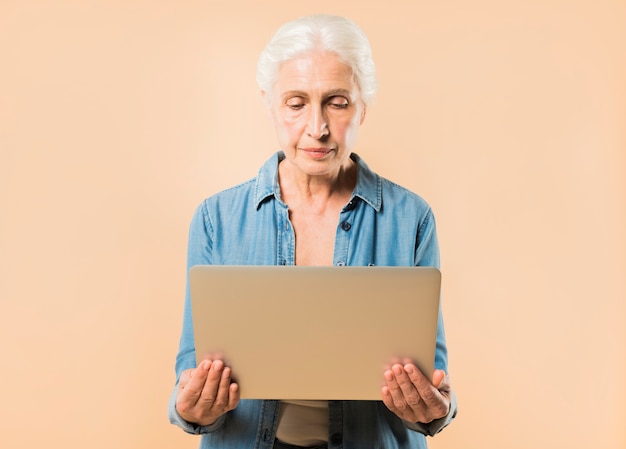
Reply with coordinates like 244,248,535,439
253,151,382,212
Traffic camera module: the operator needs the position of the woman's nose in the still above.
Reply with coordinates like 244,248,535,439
306,105,329,139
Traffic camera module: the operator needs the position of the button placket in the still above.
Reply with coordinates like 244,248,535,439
333,209,352,267
276,202,295,266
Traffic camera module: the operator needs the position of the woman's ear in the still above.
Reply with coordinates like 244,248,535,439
360,105,367,125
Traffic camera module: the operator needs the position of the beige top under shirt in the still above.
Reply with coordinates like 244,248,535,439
276,400,329,446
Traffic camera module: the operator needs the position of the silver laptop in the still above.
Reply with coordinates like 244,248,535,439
189,265,441,400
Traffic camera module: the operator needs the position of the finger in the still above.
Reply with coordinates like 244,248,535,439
392,365,419,396
199,360,225,405
213,366,233,410
227,381,240,411
405,364,438,398
381,374,416,422
383,367,400,393
181,360,211,402
392,364,424,409
404,364,431,390
432,369,447,389
384,366,412,408
381,384,398,412
381,377,406,416
405,365,448,413
406,366,450,396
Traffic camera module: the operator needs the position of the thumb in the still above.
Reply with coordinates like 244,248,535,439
432,369,446,388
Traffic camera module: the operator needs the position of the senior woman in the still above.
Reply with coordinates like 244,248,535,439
169,14,457,449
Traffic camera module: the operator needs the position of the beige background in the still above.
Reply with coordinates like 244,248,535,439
1,1,624,448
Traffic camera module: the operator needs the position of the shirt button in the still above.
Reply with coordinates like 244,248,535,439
331,433,343,445
340,221,351,231
336,261,345,266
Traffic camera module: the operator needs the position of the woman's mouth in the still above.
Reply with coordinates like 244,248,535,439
300,147,333,159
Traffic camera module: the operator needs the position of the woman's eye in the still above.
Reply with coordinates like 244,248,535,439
286,99,305,110
328,97,349,109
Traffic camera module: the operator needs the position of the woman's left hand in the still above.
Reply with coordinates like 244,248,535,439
381,363,451,424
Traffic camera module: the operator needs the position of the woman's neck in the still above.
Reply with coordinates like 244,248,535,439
277,158,357,210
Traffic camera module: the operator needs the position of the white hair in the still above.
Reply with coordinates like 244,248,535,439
257,14,377,105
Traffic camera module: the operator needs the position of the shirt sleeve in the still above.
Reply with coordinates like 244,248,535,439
407,207,458,435
168,202,221,433
414,208,449,371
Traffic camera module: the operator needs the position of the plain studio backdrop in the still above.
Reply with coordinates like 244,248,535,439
1,1,624,448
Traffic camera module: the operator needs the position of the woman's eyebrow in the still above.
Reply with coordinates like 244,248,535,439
281,88,353,98
324,88,352,98
281,90,308,100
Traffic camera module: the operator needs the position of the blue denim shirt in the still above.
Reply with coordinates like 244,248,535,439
169,152,457,449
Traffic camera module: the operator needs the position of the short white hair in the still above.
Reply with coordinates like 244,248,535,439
257,14,377,105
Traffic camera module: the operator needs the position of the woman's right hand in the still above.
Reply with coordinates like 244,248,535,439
175,359,240,426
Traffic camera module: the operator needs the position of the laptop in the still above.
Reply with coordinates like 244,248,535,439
189,265,441,400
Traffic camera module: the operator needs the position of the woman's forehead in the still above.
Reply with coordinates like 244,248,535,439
274,52,357,96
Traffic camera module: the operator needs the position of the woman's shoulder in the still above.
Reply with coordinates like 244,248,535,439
198,177,258,216
208,177,257,200
202,152,279,208
352,152,432,214
352,153,430,212
380,176,431,209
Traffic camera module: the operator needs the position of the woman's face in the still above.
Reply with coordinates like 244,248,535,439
265,51,366,179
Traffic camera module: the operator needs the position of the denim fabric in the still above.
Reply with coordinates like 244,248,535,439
169,152,457,449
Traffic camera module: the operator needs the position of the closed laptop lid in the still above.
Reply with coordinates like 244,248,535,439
190,265,441,400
